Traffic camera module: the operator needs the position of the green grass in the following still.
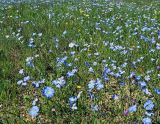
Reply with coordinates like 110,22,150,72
0,0,160,123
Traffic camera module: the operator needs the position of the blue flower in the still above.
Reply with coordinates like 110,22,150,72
95,79,104,90
88,91,94,99
142,88,151,95
129,72,136,78
32,79,45,88
114,73,121,78
26,57,34,67
128,105,137,113
157,66,160,71
119,81,125,86
112,94,119,100
56,56,68,67
32,81,40,88
67,71,75,77
142,117,152,124
103,67,110,81
88,80,95,91
69,91,82,110
135,76,141,81
154,88,160,94
156,43,160,50
23,76,30,82
28,42,36,48
85,62,90,67
28,38,36,48
28,106,39,117
69,96,77,105
32,98,38,106
140,35,150,42
70,51,75,56
69,96,78,110
52,77,66,88
42,86,55,98
144,100,154,111
66,69,77,77
88,79,104,91
138,81,146,89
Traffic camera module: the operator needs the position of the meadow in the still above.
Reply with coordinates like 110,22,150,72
0,0,160,123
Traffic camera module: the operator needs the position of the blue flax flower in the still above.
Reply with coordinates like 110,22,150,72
69,91,82,110
32,81,40,88
144,100,154,111
128,105,137,113
69,96,77,105
42,86,55,98
88,80,95,91
26,57,34,67
154,88,160,94
102,67,110,81
138,81,146,89
88,79,104,91
135,76,141,81
28,106,39,117
142,88,151,95
95,78,104,90
142,117,152,124
52,77,66,88
69,96,78,110
66,69,77,77
112,94,119,100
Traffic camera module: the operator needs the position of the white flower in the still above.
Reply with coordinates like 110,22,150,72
5,35,9,38
94,52,99,56
74,58,79,61
62,30,67,35
89,67,94,73
19,69,24,75
22,82,27,86
71,103,77,110
69,42,75,48
144,75,150,81
32,98,38,106
35,54,39,58
17,80,23,85
88,80,95,91
38,33,42,37
93,62,97,66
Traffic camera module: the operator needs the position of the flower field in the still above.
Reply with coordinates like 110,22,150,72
0,0,160,123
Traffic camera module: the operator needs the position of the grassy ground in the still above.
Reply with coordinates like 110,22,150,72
0,0,160,123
